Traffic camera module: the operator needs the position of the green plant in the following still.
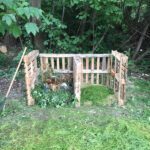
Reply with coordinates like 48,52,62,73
81,85,114,105
0,0,42,38
32,84,74,108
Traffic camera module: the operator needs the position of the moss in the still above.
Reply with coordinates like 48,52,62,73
81,85,114,105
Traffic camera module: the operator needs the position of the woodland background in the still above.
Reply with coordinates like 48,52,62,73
0,0,150,74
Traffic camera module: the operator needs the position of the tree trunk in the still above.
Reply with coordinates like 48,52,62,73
132,23,149,60
135,49,150,63
92,26,109,53
30,0,45,50
136,0,142,21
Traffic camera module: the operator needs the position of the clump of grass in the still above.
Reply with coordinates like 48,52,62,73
81,85,114,105
0,111,150,150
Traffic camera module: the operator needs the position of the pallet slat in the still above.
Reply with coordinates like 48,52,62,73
86,58,89,83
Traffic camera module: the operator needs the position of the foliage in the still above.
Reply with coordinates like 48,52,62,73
0,53,10,67
32,84,75,108
81,85,114,105
0,0,42,37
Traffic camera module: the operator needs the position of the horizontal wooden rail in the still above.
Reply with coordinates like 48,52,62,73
42,69,109,74
39,54,111,58
82,69,109,74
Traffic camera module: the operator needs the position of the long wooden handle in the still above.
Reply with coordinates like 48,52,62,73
5,47,27,98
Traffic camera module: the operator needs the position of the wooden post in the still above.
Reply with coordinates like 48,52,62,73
24,50,39,106
118,57,124,105
86,58,89,83
73,56,82,107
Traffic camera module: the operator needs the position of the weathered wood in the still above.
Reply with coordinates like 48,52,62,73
73,56,82,107
24,50,39,106
91,57,94,84
96,57,100,84
39,53,111,58
118,58,123,105
57,57,60,70
101,57,106,85
46,57,49,70
107,57,110,86
62,57,65,70
67,57,71,70
86,58,89,83
51,57,54,69
24,50,39,63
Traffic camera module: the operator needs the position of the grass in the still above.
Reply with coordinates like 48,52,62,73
0,77,150,150
81,85,114,105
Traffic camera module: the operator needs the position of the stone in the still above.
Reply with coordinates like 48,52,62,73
0,45,7,54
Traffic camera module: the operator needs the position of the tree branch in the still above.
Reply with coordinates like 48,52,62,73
92,26,109,53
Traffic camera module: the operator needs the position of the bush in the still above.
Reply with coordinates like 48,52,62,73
32,84,75,108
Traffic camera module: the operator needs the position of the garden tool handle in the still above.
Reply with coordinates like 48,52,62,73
5,47,27,98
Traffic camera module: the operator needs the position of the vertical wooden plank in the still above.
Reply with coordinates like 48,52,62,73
57,57,60,70
91,57,94,84
114,57,117,92
118,57,123,105
110,54,113,88
51,57,54,69
107,57,110,86
62,57,65,70
46,57,49,70
73,56,81,107
86,58,89,83
81,58,83,82
96,57,100,84
40,57,44,71
67,57,71,70
101,57,106,85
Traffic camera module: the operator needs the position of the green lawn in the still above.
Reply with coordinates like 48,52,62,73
0,77,150,150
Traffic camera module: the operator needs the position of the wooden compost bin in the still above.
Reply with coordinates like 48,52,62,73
24,50,128,107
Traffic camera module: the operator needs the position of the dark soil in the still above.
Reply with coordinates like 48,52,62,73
0,78,25,99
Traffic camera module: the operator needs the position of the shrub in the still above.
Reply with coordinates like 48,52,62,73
31,84,75,108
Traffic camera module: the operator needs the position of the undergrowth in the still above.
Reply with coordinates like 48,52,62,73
31,84,77,108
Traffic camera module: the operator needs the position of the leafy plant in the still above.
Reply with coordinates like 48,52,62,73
32,84,74,108
0,0,42,37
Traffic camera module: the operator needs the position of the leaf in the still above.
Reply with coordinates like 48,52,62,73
0,22,8,35
2,14,12,25
9,24,22,38
16,7,25,16
25,22,39,35
2,14,16,26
